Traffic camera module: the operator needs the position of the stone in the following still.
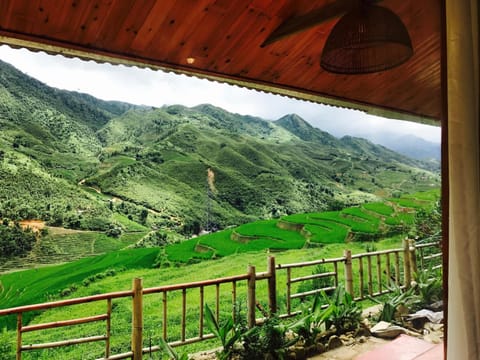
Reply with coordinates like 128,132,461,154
315,342,325,354
327,335,343,350
427,300,443,312
423,332,443,344
362,304,383,319
287,350,297,360
305,344,317,356
371,321,407,339
358,335,367,343
354,326,371,338
293,346,306,360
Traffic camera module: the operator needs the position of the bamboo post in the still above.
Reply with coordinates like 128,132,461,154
106,299,112,358
409,239,418,275
247,265,256,328
16,313,22,360
162,292,167,340
132,278,143,360
232,281,237,322
386,253,391,285
367,256,373,295
333,262,339,287
286,268,291,315
216,284,220,323
358,257,364,299
419,246,425,271
199,287,204,338
344,250,354,296
376,254,382,294
181,289,186,342
403,238,412,288
267,256,277,315
394,252,400,286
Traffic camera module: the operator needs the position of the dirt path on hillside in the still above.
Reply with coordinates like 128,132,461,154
18,219,46,232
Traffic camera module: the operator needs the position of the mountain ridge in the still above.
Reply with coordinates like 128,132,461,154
0,59,440,236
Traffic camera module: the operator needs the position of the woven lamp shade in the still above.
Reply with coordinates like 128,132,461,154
320,5,413,74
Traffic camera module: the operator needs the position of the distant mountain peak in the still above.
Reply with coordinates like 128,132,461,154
276,114,312,128
275,114,337,145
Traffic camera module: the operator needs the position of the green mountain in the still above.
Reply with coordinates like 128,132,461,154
0,59,440,238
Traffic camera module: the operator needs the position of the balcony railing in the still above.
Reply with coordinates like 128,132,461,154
0,239,442,360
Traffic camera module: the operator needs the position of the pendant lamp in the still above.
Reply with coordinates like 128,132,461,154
320,4,413,74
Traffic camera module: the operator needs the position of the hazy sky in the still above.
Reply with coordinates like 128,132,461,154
0,45,440,143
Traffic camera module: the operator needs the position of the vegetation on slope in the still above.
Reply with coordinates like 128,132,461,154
159,189,438,263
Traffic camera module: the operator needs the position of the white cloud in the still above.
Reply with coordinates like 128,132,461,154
0,45,440,143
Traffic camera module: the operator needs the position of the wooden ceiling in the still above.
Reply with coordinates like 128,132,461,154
0,0,442,123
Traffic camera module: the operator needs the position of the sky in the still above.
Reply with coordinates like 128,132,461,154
0,45,440,143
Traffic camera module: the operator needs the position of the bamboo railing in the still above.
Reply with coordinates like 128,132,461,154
0,240,442,360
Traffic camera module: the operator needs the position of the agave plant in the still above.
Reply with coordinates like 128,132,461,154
159,337,189,360
370,282,421,322
320,284,362,334
204,303,242,360
289,293,332,346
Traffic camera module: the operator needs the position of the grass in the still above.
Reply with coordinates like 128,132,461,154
363,202,394,216
0,248,159,328
304,223,349,244
111,213,149,232
309,211,379,233
1,236,415,360
0,229,148,274
93,231,149,252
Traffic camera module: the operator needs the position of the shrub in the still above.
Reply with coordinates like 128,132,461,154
297,264,334,295
241,314,295,360
0,328,14,360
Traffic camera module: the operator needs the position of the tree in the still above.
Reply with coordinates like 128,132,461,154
139,209,148,225
413,200,442,239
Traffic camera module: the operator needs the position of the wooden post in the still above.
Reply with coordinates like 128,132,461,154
409,239,418,275
247,265,256,328
358,257,364,299
267,256,277,315
181,289,186,342
132,278,143,360
106,299,112,358
394,252,400,287
344,250,354,296
199,286,204,338
286,268,291,315
403,238,412,288
376,254,382,294
232,281,237,322
367,256,373,295
16,313,22,360
385,253,391,286
162,292,167,340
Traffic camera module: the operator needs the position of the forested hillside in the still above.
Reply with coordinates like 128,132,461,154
0,59,440,250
